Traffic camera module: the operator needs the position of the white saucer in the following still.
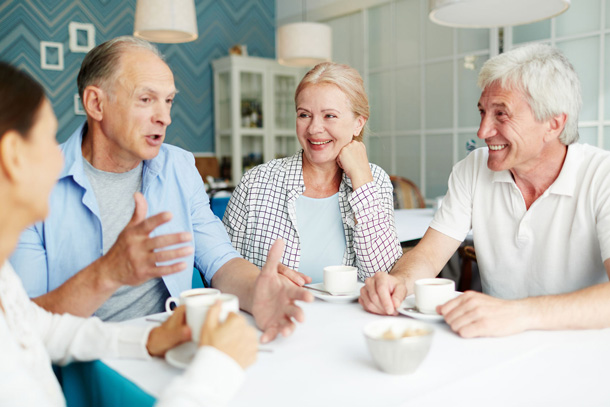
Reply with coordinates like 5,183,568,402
397,292,461,322
166,341,197,369
306,282,364,304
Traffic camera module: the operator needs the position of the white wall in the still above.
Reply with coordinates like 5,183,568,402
278,0,610,200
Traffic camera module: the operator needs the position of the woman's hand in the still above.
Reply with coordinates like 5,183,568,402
199,301,258,369
146,305,191,357
337,140,373,190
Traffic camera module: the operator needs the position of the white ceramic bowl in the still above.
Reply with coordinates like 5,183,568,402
363,318,434,375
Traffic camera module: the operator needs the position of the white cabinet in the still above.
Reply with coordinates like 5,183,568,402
212,55,304,183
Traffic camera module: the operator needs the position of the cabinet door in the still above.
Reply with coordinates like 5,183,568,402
273,74,296,130
217,72,231,131
241,134,265,172
272,73,299,159
240,72,264,129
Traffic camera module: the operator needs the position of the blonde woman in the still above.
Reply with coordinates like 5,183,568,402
224,62,401,285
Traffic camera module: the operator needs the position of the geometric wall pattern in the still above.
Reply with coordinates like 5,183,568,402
0,0,275,152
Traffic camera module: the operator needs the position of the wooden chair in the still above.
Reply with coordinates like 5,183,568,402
390,176,426,209
457,245,477,292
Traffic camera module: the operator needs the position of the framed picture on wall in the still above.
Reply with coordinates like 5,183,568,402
74,94,85,115
69,22,95,53
40,41,64,71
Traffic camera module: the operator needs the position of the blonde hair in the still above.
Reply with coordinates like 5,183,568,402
295,62,369,141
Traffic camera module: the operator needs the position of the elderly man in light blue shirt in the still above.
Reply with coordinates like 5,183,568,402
10,36,311,343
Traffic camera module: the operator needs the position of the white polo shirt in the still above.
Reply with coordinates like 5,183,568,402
430,144,610,299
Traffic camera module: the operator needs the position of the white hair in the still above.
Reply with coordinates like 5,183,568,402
478,43,582,145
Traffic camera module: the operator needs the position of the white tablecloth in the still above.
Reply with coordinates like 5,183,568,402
104,300,609,406
394,208,435,242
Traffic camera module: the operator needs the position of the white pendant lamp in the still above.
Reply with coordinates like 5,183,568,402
277,0,332,67
134,0,198,44
277,22,332,67
428,0,571,28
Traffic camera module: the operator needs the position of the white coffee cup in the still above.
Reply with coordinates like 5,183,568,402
323,265,358,295
186,293,240,343
414,278,455,314
165,288,220,313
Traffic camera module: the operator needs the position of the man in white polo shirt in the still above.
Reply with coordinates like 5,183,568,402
360,43,610,337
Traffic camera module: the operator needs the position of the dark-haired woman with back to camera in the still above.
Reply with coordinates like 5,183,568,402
0,61,256,407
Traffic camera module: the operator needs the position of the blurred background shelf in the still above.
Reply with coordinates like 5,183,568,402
212,55,304,183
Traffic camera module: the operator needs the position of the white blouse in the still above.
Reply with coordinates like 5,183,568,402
0,261,244,406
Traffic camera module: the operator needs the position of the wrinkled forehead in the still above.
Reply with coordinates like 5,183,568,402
113,50,176,94
480,80,530,105
296,83,351,110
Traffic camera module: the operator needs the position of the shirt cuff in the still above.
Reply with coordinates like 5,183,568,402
349,182,381,224
115,323,154,360
429,220,468,242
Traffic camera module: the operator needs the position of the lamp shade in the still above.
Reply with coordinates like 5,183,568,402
429,0,570,28
277,22,332,67
134,0,198,43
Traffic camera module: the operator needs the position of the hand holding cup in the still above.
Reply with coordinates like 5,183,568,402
414,278,455,314
199,300,258,369
165,288,220,313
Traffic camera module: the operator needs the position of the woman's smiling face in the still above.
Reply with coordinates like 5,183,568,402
296,83,365,168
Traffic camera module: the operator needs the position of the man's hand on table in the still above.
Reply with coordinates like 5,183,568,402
147,305,191,357
359,272,408,315
439,291,530,338
277,263,312,286
251,239,314,343
97,192,194,290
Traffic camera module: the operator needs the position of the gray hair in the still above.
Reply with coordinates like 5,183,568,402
478,43,582,145
77,36,165,99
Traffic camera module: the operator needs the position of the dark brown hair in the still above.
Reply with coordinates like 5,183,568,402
0,61,45,139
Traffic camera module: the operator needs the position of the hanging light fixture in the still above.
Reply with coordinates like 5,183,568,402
277,0,332,67
134,0,198,44
428,0,571,28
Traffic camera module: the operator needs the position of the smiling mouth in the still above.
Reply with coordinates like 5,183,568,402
488,144,508,151
310,140,331,145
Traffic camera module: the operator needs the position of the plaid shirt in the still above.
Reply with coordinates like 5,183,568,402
223,151,402,280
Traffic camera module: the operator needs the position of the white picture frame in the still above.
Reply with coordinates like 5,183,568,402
40,41,64,71
74,94,85,115
69,22,95,53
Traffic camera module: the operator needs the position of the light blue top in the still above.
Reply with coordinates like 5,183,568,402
10,123,241,299
295,193,346,283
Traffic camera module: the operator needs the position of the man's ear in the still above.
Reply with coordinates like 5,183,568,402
546,113,567,142
82,86,105,121
0,130,25,182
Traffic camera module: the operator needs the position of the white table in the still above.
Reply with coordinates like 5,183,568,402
104,300,609,406
394,208,435,243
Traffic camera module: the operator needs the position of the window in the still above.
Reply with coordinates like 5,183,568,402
323,0,606,201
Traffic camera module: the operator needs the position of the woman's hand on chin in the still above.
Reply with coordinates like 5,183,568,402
337,140,373,190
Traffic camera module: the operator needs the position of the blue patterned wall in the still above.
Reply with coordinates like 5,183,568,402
0,0,275,152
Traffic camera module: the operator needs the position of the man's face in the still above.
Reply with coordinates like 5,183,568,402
99,49,176,170
477,82,552,174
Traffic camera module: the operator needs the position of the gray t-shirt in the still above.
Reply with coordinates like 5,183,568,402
83,158,168,321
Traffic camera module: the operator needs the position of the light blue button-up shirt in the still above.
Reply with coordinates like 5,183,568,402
10,123,240,298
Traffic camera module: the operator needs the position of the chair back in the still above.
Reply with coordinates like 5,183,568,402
390,176,426,209
208,188,233,219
